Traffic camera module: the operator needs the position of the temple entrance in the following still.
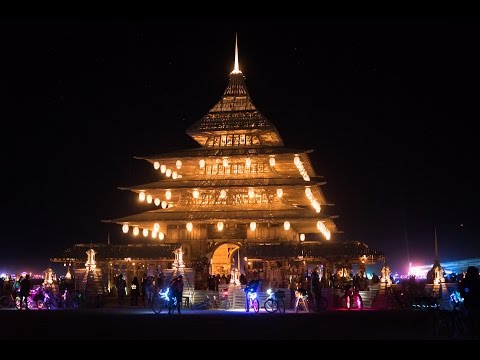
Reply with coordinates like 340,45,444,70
210,243,240,276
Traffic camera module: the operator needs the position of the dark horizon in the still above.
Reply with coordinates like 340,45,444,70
1,19,478,275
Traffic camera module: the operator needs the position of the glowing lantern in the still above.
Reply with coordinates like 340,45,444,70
153,161,160,170
248,188,255,198
142,228,149,237
199,159,205,168
146,194,153,204
176,160,182,169
193,189,199,199
269,157,276,167
220,189,227,199
133,227,139,236
222,158,228,167
161,201,167,209
300,234,305,241
217,221,224,231
122,224,129,233
139,191,146,202
158,232,165,240
277,188,283,198
154,198,160,206
166,169,172,178
245,158,251,168
186,222,193,232
165,190,172,200
152,231,157,239
172,171,178,179
160,165,166,173
250,222,256,231
284,221,291,231
153,223,160,232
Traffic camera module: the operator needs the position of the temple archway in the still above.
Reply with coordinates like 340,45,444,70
210,242,241,276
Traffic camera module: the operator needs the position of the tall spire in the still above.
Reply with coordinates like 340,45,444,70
231,33,241,74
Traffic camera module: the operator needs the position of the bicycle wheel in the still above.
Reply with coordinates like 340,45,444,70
355,295,363,310
70,296,80,309
264,299,278,313
0,296,11,308
152,295,166,314
49,295,59,309
317,296,328,311
252,298,260,313
36,299,44,309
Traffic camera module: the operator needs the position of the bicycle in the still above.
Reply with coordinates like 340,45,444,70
294,289,312,313
152,287,177,314
339,285,363,310
244,287,259,313
0,292,18,309
264,288,285,313
191,295,213,310
218,288,230,310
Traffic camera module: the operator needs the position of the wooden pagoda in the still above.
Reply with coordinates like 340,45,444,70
104,38,382,288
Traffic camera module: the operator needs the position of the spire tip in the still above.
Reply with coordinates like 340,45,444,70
231,33,241,74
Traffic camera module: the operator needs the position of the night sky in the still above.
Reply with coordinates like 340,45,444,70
1,19,478,274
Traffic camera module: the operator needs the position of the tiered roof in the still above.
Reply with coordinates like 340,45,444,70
108,37,337,240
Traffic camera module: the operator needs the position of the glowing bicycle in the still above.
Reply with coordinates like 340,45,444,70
264,289,285,313
152,287,177,314
244,288,260,313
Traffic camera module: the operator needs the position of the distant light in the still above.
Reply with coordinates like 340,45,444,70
139,191,146,202
153,223,160,232
160,165,166,173
284,221,290,231
223,158,229,167
193,189,200,199
176,160,182,169
161,201,167,209
154,198,160,206
186,222,193,232
146,194,153,204
165,190,172,200
158,232,165,240
166,169,172,177
142,229,148,237
172,171,178,179
133,227,139,236
153,161,160,170
269,157,276,167
199,159,205,168
300,234,305,241
151,231,157,239
245,158,251,168
276,188,283,198
248,188,255,198
217,221,224,231
250,222,257,231
122,224,129,233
